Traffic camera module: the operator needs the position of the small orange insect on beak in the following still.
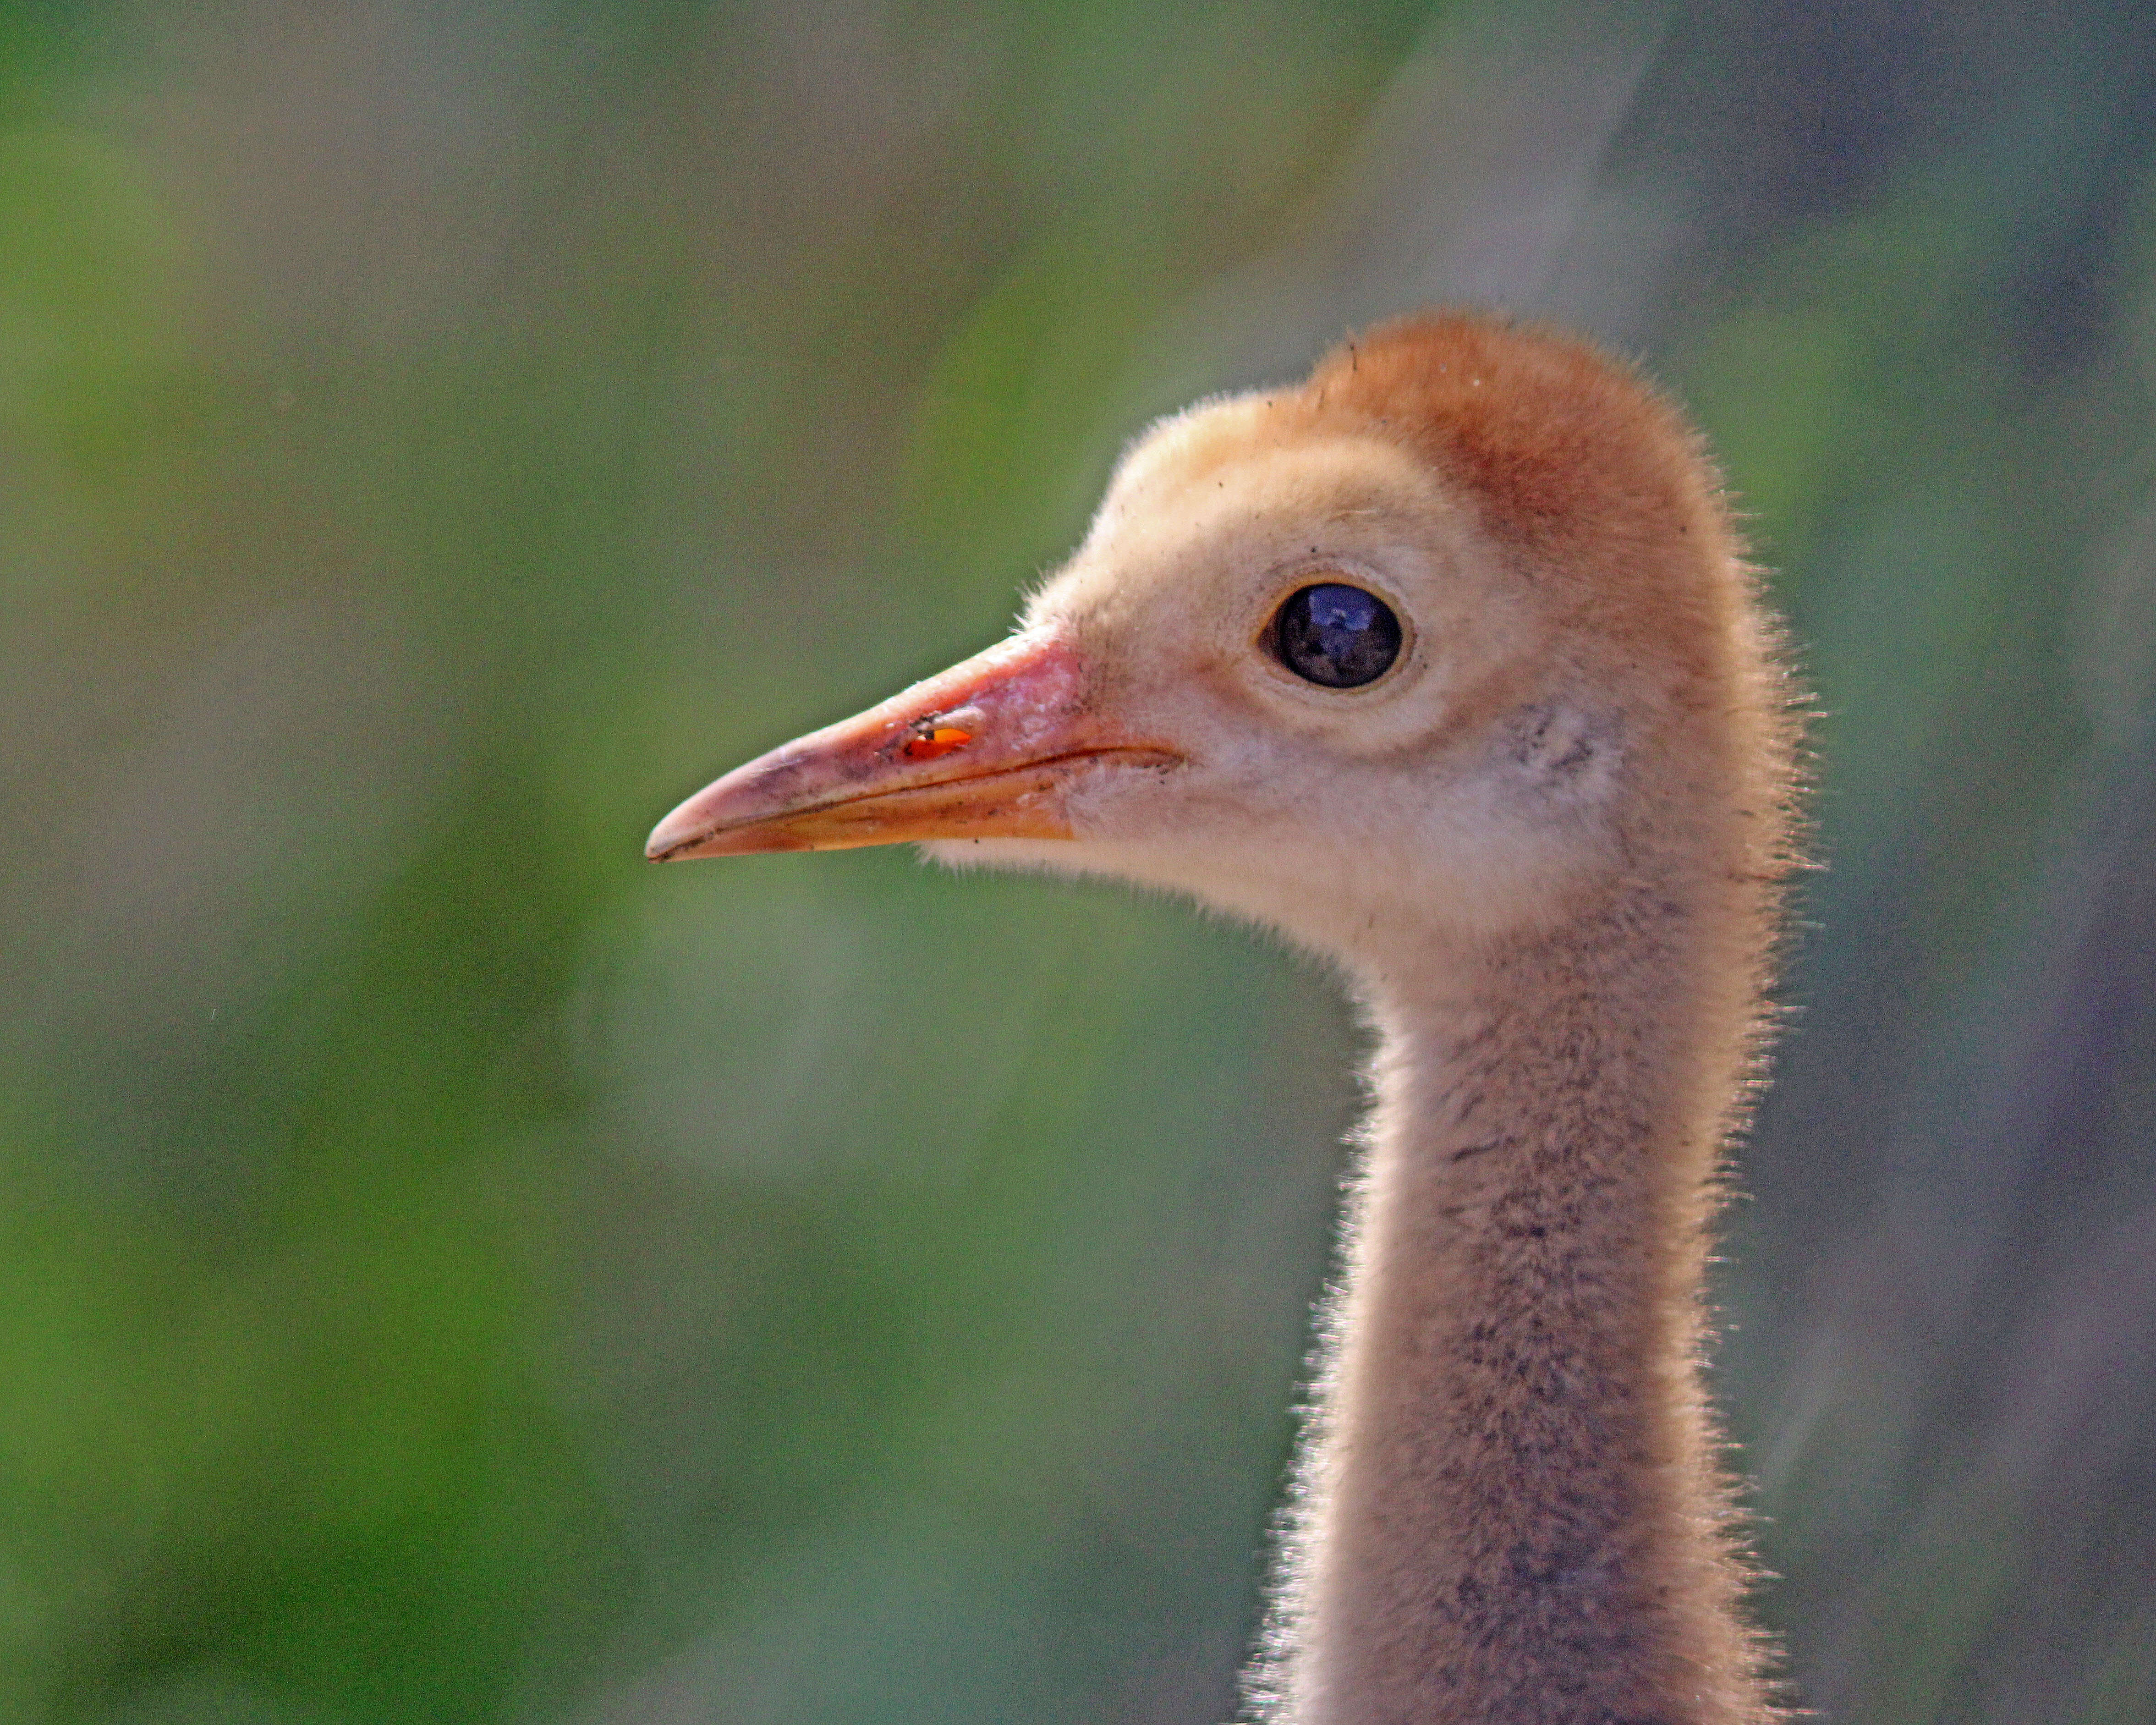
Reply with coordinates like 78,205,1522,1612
901,726,972,762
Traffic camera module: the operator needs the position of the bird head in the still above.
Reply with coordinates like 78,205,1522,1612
648,316,1754,967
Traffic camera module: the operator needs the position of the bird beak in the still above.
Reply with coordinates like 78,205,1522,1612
645,628,1179,861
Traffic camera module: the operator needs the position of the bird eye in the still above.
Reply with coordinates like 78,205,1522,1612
1270,583,1403,688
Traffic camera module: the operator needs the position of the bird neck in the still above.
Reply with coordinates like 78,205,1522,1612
1274,879,1773,1725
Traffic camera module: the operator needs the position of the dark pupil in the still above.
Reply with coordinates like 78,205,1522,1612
1273,583,1402,688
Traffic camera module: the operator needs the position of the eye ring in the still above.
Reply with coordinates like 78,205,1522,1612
1267,582,1404,688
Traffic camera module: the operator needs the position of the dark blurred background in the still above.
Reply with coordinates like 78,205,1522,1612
5,1,2156,1720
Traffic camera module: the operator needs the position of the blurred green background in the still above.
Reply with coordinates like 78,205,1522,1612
6,1,2156,1720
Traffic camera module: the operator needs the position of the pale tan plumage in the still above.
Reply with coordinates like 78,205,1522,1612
650,313,1803,1725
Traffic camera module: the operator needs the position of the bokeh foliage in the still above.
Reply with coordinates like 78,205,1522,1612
5,2,2156,1722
